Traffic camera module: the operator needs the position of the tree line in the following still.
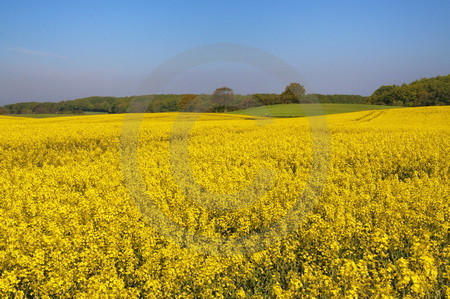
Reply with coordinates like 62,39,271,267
0,84,366,115
1,74,447,115
368,74,449,106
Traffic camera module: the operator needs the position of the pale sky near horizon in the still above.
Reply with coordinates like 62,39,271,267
0,0,449,105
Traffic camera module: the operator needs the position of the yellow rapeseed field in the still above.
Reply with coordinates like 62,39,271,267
0,106,449,298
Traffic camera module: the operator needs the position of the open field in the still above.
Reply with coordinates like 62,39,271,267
230,103,401,117
0,107,449,297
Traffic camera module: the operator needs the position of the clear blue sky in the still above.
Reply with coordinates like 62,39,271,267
0,0,449,105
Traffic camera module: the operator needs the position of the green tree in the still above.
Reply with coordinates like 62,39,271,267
281,83,306,103
178,94,200,112
211,87,235,112
34,106,50,114
369,74,450,106
94,101,112,113
0,107,10,114
252,94,280,105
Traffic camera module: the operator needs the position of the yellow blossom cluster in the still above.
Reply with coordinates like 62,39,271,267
0,106,448,298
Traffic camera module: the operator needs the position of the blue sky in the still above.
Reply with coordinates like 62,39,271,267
0,0,449,105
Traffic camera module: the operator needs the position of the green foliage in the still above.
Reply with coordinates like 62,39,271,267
252,94,280,106
178,94,200,112
369,74,450,106
211,87,236,112
0,107,11,114
307,94,368,104
280,83,306,103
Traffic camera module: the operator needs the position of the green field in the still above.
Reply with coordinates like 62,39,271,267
229,103,401,117
6,112,108,118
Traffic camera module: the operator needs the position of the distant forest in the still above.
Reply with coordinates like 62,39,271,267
368,74,449,106
0,74,448,115
0,91,367,115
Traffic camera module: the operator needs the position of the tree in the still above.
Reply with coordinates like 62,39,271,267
0,107,10,115
159,99,178,112
369,74,450,106
94,101,112,113
281,83,306,103
240,95,260,109
369,85,398,105
178,94,200,112
21,108,33,114
34,106,50,114
111,98,129,113
211,87,235,112
253,94,280,105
